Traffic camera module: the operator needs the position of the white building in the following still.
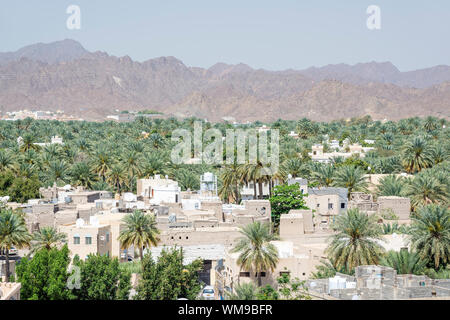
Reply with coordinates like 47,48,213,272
137,175,181,204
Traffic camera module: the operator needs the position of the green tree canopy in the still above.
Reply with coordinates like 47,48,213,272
135,247,203,300
269,183,308,226
16,245,74,300
72,254,131,300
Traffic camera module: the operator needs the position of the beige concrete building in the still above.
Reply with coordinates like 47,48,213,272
304,187,348,228
279,210,314,239
348,192,411,221
219,240,326,292
59,217,112,260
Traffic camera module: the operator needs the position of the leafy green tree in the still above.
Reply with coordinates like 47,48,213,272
0,173,40,203
72,254,131,300
409,205,450,270
276,272,311,300
269,183,308,226
119,210,160,262
379,250,427,275
135,248,203,300
0,208,31,281
256,285,279,300
326,208,384,272
16,245,74,300
30,226,67,254
232,222,279,287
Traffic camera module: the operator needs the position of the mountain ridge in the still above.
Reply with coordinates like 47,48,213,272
0,40,449,122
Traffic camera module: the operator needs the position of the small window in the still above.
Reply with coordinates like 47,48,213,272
279,271,290,276
239,272,250,277
106,233,110,242
328,203,333,209
73,236,80,245
341,203,345,209
317,204,320,208
256,272,266,277
85,236,92,245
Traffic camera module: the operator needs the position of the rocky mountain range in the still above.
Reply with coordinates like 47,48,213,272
0,39,448,122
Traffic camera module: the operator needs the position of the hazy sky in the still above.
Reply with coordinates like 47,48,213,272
1,0,449,71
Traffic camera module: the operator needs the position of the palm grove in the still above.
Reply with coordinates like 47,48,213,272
0,115,449,299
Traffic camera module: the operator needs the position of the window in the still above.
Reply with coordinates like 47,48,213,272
106,233,110,242
73,236,80,245
279,271,290,276
341,203,345,209
256,272,266,277
317,204,320,208
85,236,92,245
239,272,250,277
328,203,333,209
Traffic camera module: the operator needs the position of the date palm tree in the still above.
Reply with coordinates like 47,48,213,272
226,282,258,300
30,226,67,254
106,164,127,194
231,221,279,287
402,136,432,173
376,175,407,197
91,147,114,181
326,208,384,272
19,133,40,152
219,164,242,204
409,205,450,270
44,160,69,187
380,250,427,275
0,150,15,171
332,165,368,198
0,208,31,282
118,210,160,262
281,158,304,179
70,162,97,189
405,174,448,209
311,164,335,187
